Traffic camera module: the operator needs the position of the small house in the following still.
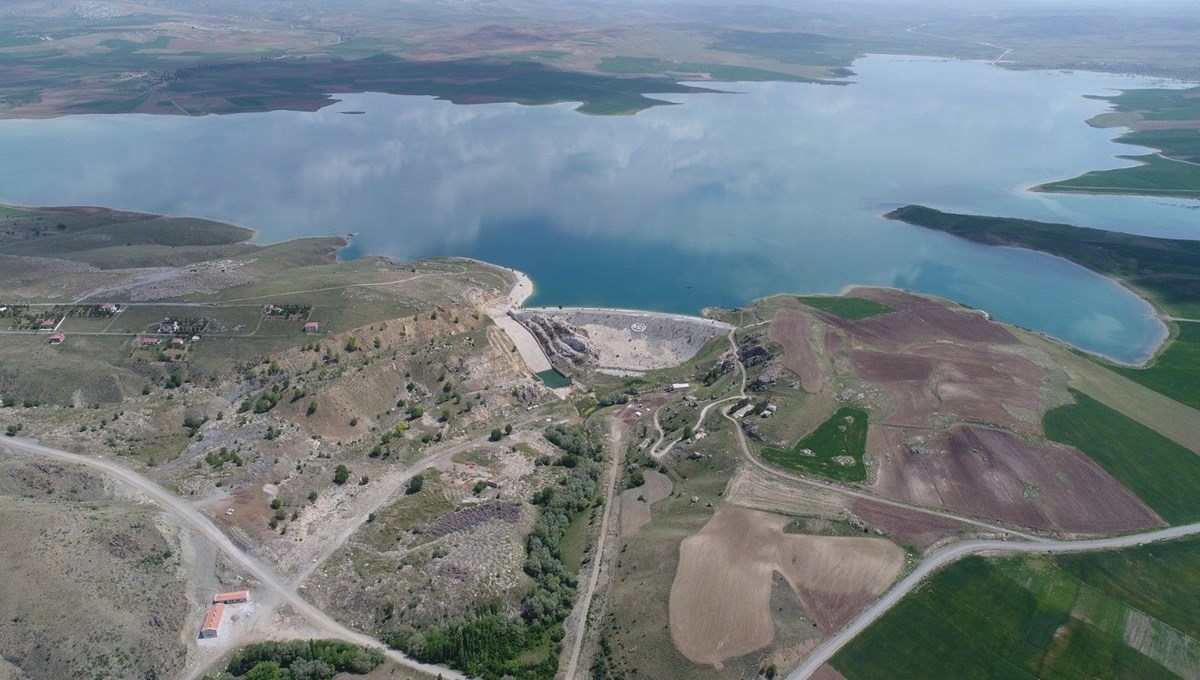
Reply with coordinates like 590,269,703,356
668,383,691,392
213,590,249,605
141,336,162,346
99,303,117,313
170,337,185,347
303,321,320,333
48,333,64,345
199,603,225,638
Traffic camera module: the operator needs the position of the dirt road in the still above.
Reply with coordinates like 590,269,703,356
1,437,464,680
787,520,1200,679
562,418,623,679
291,424,541,585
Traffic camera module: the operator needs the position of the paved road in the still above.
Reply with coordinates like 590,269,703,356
563,419,623,679
787,521,1200,679
1,437,464,680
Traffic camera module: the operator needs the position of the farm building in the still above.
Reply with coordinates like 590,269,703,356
669,383,691,392
170,337,185,347
141,336,162,346
48,333,64,345
304,321,320,333
199,603,225,638
213,590,249,604
99,303,118,313
159,318,180,334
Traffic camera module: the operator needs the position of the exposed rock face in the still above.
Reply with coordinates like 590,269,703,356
512,379,544,406
515,313,597,367
742,421,766,442
737,334,774,367
748,364,784,392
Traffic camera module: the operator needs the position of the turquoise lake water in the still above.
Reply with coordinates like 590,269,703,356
1,55,1197,363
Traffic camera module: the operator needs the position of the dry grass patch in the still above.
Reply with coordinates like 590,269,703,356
669,506,902,666
619,469,673,536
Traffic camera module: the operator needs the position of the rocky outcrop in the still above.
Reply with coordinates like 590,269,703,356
514,313,597,367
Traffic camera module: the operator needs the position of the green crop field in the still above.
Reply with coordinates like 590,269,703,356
1044,389,1200,524
761,406,867,481
1113,321,1200,410
832,555,1177,680
1055,536,1200,641
795,296,895,320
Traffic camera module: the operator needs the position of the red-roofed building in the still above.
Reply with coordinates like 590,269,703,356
99,303,117,313
141,336,162,346
213,590,249,604
199,603,225,638
48,333,64,345
303,321,320,333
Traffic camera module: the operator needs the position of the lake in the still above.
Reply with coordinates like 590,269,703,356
1,55,1196,363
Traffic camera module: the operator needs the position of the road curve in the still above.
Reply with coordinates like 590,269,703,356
1,437,464,680
787,521,1200,680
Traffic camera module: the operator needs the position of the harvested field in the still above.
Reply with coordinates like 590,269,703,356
619,470,673,536
768,309,822,392
870,424,1163,533
724,465,850,520
669,507,902,665
850,497,971,549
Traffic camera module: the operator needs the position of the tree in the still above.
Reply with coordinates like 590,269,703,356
683,425,695,440
307,401,318,416
345,337,358,352
333,464,350,485
489,428,503,442
405,405,425,420
504,423,513,435
629,469,645,488
406,474,424,495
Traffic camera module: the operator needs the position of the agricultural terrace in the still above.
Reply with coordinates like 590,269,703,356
762,407,868,482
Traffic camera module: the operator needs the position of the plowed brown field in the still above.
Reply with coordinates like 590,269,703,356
669,507,902,665
850,497,970,548
769,309,823,393
870,424,1163,532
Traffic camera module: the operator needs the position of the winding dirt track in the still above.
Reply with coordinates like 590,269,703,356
1,437,465,680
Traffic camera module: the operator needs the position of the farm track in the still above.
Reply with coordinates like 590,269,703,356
0,437,466,680
562,418,623,679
